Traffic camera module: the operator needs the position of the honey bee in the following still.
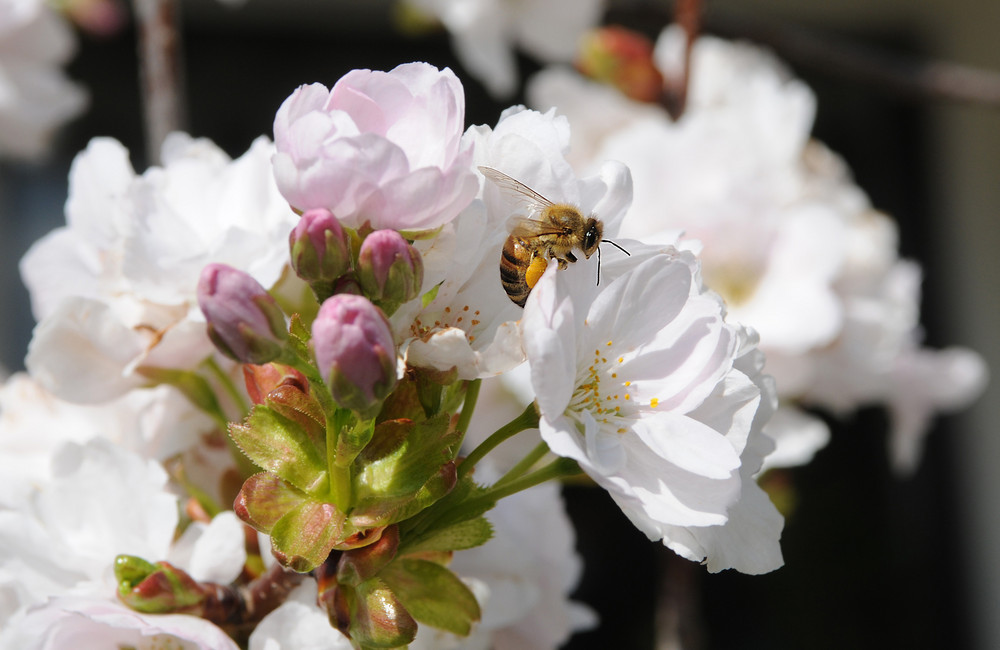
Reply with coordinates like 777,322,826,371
479,166,628,307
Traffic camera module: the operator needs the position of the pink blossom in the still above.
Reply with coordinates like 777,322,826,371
272,62,478,232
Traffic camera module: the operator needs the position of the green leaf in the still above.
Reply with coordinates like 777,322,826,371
233,472,306,533
269,497,352,573
335,417,375,468
399,516,493,556
380,558,480,636
136,367,223,419
355,413,460,501
228,404,328,494
350,460,456,529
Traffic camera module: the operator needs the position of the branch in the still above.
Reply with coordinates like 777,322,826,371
707,13,1000,109
132,0,187,163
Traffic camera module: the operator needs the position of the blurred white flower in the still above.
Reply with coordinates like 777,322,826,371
20,133,297,403
0,438,246,649
406,0,603,97
529,26,987,473
0,372,214,508
0,0,86,160
248,581,353,650
522,247,783,573
272,62,478,232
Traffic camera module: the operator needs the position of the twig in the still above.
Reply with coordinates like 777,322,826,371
132,0,186,163
661,0,702,119
655,550,704,650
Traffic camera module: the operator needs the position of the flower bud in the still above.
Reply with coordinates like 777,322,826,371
197,263,288,364
577,26,665,103
289,208,352,284
356,230,423,315
313,294,397,414
114,555,205,613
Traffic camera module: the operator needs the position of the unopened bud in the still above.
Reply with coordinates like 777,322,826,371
312,294,397,415
289,208,352,284
357,230,423,315
114,555,204,613
197,263,288,364
243,363,308,405
577,26,665,103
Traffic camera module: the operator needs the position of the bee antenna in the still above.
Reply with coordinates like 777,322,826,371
597,245,601,286
605,239,630,256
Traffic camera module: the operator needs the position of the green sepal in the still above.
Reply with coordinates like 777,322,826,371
335,417,376,469
287,313,313,362
228,404,328,494
380,558,480,637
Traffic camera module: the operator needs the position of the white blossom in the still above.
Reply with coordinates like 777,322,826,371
522,246,783,573
0,0,86,159
406,0,602,97
21,133,298,404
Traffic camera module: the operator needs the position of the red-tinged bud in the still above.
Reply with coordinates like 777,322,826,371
312,294,397,415
289,208,352,284
198,263,288,364
337,525,400,587
114,555,205,614
356,229,423,316
243,363,308,405
577,26,665,103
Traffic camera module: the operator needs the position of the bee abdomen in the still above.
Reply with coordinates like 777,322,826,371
500,236,531,307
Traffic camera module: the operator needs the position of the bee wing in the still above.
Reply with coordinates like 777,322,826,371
506,215,565,239
478,166,556,214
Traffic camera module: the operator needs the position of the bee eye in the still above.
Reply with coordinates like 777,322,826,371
584,226,599,251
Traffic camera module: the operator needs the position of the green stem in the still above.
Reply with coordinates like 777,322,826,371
474,457,581,508
458,403,539,480
325,408,352,510
455,379,481,442
495,441,550,488
202,357,249,417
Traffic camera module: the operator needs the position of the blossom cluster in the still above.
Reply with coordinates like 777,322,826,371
528,26,988,473
0,56,786,649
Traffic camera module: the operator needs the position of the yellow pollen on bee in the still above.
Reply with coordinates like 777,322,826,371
650,398,659,408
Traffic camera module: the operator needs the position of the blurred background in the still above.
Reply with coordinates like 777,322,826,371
0,1,997,648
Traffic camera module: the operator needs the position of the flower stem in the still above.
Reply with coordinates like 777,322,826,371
458,403,539,480
476,457,581,506
494,441,550,488
455,378,481,442
132,0,186,162
202,357,249,417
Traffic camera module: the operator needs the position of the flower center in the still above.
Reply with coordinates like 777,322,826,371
411,304,483,342
569,340,655,434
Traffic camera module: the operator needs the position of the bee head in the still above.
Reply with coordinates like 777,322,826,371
582,218,603,258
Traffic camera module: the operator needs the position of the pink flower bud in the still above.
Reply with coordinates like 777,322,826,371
357,230,423,314
289,208,351,284
312,294,397,414
197,263,288,364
